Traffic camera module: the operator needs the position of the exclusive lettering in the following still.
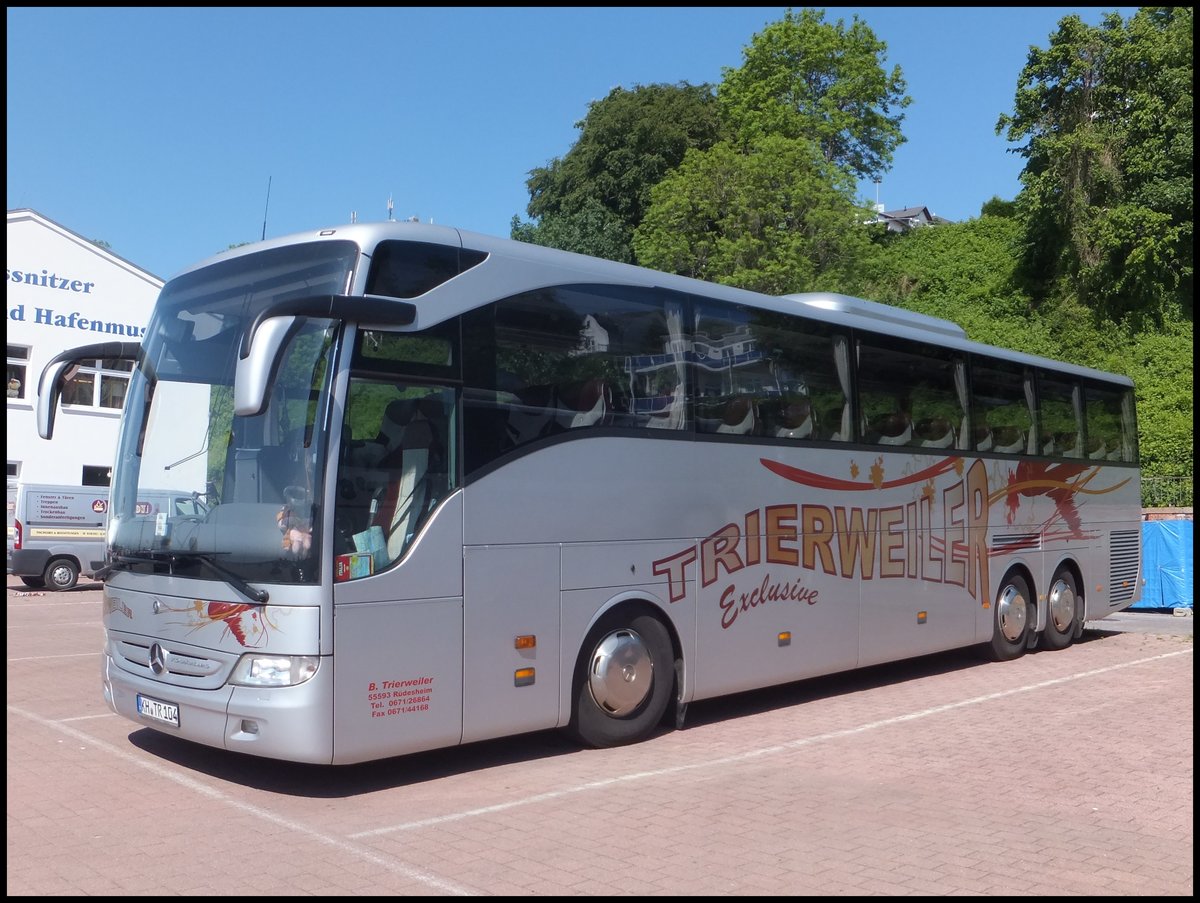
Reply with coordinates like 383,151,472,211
719,573,820,629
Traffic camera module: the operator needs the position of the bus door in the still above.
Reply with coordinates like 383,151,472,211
329,380,466,762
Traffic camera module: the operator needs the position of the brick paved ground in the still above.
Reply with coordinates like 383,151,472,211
6,577,1193,896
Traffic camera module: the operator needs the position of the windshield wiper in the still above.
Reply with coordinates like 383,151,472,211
97,549,269,603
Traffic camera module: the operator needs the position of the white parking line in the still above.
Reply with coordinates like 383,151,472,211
6,703,477,896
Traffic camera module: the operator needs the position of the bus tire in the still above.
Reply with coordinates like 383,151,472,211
568,610,674,749
987,572,1031,662
44,558,80,591
20,576,47,588
1041,569,1079,651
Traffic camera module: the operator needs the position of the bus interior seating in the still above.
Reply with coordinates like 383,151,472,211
872,412,913,446
645,383,685,429
556,378,611,429
372,397,449,560
715,396,758,435
505,384,557,445
763,395,813,439
991,425,1025,454
376,417,433,559
825,405,851,441
1055,432,1082,458
1087,438,1108,460
915,417,955,449
973,423,994,452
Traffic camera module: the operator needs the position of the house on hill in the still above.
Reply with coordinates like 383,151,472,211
871,205,937,232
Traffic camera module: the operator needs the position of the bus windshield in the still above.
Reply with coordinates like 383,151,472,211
107,241,359,589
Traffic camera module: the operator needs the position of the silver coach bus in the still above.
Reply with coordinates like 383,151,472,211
36,221,1142,765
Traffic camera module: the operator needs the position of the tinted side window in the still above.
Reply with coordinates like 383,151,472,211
691,301,850,442
366,241,487,299
1084,381,1137,462
970,357,1034,455
1037,371,1083,458
858,336,965,449
462,285,678,476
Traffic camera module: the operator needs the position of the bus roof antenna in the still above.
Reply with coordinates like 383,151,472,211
261,176,272,241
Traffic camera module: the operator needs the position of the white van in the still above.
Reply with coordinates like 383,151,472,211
8,483,208,590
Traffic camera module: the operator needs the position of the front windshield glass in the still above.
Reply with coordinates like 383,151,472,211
108,241,358,588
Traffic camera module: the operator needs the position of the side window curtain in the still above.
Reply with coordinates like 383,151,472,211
832,335,852,441
1119,388,1139,463
640,297,688,430
1023,372,1038,454
954,359,970,449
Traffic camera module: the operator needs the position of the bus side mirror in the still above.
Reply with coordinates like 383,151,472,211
232,294,417,417
37,341,142,440
234,315,298,417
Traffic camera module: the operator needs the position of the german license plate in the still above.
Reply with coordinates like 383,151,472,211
137,694,179,727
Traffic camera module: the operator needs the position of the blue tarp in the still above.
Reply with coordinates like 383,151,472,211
1131,520,1193,610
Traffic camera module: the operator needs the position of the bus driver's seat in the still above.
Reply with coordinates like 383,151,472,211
374,409,436,561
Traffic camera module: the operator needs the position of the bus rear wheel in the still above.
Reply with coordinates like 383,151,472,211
987,572,1031,662
569,610,674,749
44,558,80,591
1041,569,1079,651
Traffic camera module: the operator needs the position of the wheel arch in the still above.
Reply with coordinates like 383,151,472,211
570,591,686,731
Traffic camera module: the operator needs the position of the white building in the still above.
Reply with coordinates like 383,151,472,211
7,208,163,487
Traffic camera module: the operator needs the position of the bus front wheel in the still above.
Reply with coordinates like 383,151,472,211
568,610,674,749
1041,569,1079,651
987,572,1031,662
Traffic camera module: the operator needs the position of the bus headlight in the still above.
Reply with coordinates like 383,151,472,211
229,654,319,687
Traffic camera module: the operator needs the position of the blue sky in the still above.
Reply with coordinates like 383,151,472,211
7,6,1137,281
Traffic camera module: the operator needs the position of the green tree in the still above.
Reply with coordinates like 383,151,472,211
513,82,721,262
979,196,1017,218
996,7,1193,325
633,136,874,294
718,7,911,180
510,200,634,264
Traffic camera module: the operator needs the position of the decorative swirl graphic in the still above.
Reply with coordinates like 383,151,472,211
760,455,960,491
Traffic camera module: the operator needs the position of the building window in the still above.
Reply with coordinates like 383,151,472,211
7,345,29,400
61,357,134,410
